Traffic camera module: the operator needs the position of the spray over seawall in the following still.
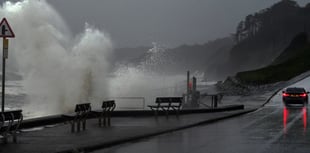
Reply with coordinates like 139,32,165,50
1,0,113,117
109,43,185,108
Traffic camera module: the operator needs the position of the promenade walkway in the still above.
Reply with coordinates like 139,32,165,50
0,92,274,153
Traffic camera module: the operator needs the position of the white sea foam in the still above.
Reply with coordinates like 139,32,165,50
108,43,186,107
1,0,113,116
0,0,189,117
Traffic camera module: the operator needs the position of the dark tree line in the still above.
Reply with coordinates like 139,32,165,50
224,0,310,77
234,0,307,43
235,14,261,43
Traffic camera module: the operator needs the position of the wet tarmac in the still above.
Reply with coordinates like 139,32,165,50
0,106,251,153
92,81,310,153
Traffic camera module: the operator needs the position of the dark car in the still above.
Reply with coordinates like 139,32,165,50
282,87,309,106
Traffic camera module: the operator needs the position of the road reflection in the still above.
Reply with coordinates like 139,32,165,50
303,107,307,133
283,106,307,135
283,107,288,134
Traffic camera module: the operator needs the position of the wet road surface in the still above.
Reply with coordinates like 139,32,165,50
93,106,310,153
92,79,310,153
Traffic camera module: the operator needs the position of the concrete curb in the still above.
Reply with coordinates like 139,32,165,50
262,89,282,107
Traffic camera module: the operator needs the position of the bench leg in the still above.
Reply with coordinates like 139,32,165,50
176,110,180,119
149,107,158,118
165,109,169,118
98,117,102,127
103,112,107,126
3,135,8,144
104,116,107,126
13,133,17,143
77,120,81,132
83,120,86,130
71,122,75,133
175,108,180,117
2,131,8,144
108,111,111,126
153,108,158,118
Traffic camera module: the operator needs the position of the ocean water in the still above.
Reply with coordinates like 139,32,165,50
1,74,186,119
1,80,26,114
1,79,219,119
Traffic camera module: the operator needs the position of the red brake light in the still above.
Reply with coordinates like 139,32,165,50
301,93,307,97
283,93,289,97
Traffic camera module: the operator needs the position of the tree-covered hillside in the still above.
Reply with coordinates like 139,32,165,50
224,0,310,77
113,0,310,81
235,32,310,85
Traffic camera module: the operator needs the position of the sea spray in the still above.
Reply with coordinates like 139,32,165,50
108,43,185,108
0,0,112,117
0,0,187,117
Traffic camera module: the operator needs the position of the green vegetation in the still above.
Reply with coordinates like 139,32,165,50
272,32,309,65
231,0,310,85
227,0,310,76
236,44,310,85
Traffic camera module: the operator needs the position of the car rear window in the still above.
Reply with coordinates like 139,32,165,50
286,88,305,93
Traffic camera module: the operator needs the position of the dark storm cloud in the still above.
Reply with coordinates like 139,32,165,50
21,0,310,47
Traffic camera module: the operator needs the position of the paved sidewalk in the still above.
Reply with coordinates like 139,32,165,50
0,90,276,153
0,107,255,153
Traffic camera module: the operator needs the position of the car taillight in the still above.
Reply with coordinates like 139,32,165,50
301,93,307,97
283,93,289,97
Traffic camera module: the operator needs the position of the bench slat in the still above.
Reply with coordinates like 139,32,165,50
75,103,91,112
0,110,22,121
102,100,115,108
148,97,183,117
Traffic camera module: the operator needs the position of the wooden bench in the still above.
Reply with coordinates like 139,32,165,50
0,110,23,143
92,100,116,127
148,97,183,117
62,103,91,133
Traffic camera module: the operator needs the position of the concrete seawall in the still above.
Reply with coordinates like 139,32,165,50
21,104,244,129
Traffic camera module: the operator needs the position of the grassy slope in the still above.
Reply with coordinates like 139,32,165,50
235,45,310,85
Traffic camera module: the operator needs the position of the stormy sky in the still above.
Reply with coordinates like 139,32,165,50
4,0,310,48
